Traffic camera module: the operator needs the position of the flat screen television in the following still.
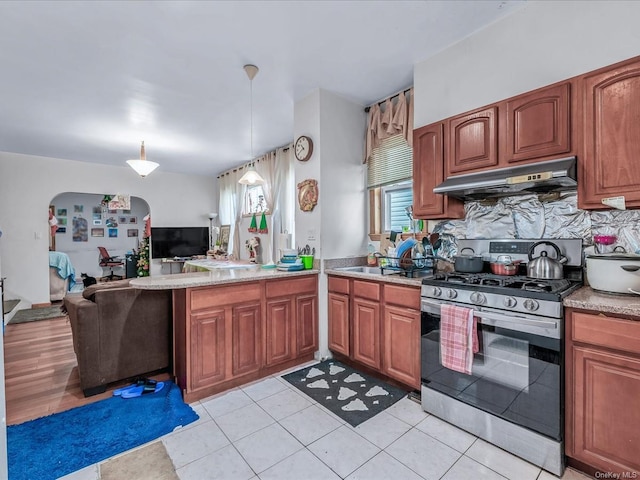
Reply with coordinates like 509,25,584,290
150,227,209,259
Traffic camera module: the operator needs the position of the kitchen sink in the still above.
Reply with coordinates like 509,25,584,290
334,266,399,275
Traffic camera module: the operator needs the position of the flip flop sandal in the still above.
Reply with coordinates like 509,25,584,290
121,381,164,399
112,378,155,396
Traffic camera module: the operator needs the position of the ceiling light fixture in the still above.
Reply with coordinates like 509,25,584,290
238,64,265,185
126,141,159,177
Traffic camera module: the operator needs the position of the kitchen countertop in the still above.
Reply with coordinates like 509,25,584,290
324,268,426,288
130,267,319,290
564,286,640,318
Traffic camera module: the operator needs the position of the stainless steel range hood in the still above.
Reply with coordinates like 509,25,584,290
433,156,577,200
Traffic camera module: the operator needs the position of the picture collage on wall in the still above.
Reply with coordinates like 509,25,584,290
55,202,141,241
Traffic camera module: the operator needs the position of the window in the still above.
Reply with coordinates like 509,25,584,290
243,185,268,215
368,134,414,238
381,182,412,232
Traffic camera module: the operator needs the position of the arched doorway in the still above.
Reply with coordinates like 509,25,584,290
49,192,150,282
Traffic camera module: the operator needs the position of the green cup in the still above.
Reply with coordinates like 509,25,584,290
300,255,314,269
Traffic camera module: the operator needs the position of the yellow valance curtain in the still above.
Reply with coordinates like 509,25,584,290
364,87,413,163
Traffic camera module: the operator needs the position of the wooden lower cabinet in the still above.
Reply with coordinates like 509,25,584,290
232,303,262,377
565,308,640,475
352,297,381,369
265,298,293,366
383,304,420,390
174,275,318,402
190,309,226,389
297,294,318,356
328,275,421,390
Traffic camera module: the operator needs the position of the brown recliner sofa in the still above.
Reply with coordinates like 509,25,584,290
63,279,172,397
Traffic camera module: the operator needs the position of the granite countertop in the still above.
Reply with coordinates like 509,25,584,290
564,286,640,318
324,268,425,288
130,267,319,290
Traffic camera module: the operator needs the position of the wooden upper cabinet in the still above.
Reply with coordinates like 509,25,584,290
447,106,498,175
412,122,463,219
579,56,640,209
504,82,571,164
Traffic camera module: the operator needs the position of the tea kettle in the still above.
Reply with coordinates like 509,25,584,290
527,241,567,279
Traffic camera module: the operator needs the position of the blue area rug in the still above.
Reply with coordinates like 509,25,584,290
7,381,198,480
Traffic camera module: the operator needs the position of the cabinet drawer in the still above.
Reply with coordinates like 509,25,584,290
384,284,420,309
328,276,350,295
353,280,380,301
572,311,640,354
266,276,316,298
190,283,261,311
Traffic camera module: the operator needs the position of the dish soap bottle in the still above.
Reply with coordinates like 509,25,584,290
367,243,377,266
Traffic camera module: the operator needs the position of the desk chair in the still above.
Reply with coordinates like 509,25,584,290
98,246,124,281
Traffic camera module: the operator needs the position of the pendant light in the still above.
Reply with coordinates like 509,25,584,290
238,64,265,185
127,141,159,177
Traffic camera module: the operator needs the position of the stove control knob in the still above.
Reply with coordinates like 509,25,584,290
504,296,517,308
446,289,457,299
431,287,442,297
470,292,486,305
523,299,539,312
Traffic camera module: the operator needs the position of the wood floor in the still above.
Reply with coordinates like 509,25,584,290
3,315,168,425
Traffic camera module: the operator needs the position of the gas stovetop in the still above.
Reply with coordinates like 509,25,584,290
420,267,583,318
422,273,581,302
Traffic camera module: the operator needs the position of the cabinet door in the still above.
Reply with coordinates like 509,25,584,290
265,298,294,367
505,82,571,163
231,302,262,377
383,306,421,390
569,345,640,473
190,309,226,389
352,297,381,369
413,122,463,219
447,106,498,175
328,292,350,356
580,58,640,209
297,294,318,356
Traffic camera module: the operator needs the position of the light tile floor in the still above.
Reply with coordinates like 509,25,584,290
61,362,593,480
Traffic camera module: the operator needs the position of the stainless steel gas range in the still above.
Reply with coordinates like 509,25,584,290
420,238,583,476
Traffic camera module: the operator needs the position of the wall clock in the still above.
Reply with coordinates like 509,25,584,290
294,135,313,162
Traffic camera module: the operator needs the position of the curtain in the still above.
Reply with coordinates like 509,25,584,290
254,146,294,264
364,88,413,163
219,146,294,264
217,167,244,258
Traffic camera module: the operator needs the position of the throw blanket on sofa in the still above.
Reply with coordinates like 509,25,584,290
49,251,76,290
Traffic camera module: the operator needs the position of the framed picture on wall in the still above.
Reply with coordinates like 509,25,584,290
93,220,101,225
108,228,118,238
57,208,67,217
57,227,66,234
91,228,104,237
118,216,127,224
127,229,138,237
129,217,137,224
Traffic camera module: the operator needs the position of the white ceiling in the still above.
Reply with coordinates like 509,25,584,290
0,0,525,177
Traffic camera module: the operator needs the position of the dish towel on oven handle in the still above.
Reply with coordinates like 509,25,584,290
440,304,479,375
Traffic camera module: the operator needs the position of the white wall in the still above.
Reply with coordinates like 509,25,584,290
414,0,640,128
0,151,217,305
294,89,366,358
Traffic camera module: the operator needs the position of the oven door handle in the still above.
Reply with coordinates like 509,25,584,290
421,298,557,329
474,311,557,330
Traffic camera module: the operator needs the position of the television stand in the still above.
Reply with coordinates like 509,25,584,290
161,258,187,274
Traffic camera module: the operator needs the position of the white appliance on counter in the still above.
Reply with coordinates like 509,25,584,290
420,238,583,477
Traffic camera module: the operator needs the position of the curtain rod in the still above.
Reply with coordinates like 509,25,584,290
364,86,412,113
216,143,292,179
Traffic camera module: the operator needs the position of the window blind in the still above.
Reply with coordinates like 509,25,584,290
385,186,413,231
367,134,413,188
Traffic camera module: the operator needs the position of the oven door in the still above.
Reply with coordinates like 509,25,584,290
421,298,562,441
